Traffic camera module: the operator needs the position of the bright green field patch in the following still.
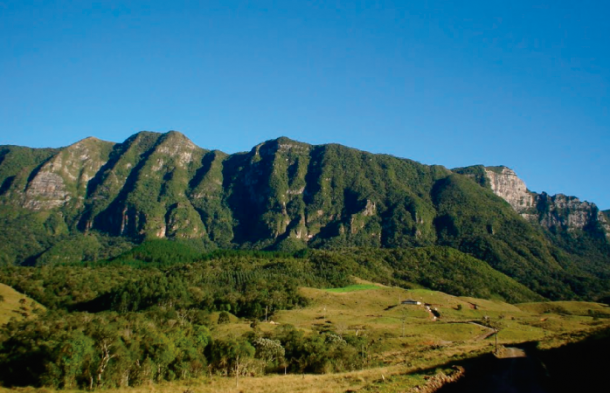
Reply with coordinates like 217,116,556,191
324,284,380,293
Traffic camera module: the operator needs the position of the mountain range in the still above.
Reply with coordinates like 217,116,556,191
1,131,608,302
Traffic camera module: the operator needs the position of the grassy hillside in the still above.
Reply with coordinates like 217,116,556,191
0,283,44,325
516,301,610,317
334,247,543,303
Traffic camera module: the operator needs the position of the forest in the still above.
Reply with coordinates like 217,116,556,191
0,242,363,388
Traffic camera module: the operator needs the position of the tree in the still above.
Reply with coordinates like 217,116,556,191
253,337,285,367
233,339,255,388
55,331,95,389
217,311,230,324
88,324,119,388
208,338,255,386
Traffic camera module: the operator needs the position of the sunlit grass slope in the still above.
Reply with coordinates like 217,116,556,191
0,283,44,325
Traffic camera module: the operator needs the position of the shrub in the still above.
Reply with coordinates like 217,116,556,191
218,311,230,324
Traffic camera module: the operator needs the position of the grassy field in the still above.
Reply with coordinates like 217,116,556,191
0,364,456,393
1,281,608,393
0,283,44,325
204,282,610,393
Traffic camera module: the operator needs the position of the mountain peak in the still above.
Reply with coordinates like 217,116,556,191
251,136,311,156
69,136,115,149
164,130,189,139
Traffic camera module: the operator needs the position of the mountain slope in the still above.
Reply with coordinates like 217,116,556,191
0,131,609,301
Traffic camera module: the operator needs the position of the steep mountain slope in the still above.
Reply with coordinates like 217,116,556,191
0,132,608,301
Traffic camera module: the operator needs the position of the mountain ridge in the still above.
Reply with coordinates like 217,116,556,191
0,131,609,302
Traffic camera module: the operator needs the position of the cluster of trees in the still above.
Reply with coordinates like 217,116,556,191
0,309,373,389
0,310,211,388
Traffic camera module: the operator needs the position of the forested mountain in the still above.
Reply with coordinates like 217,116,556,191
0,131,609,301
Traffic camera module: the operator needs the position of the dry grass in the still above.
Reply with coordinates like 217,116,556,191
0,366,409,393
0,283,44,326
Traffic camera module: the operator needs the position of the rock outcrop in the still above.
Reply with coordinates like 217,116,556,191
474,166,608,237
484,167,535,214
536,193,609,233
23,137,114,210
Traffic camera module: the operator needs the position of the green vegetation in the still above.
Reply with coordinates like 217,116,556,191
2,133,610,393
517,301,610,317
336,247,543,303
0,310,212,388
2,133,609,304
0,145,59,196
452,164,492,188
1,133,609,304
0,247,375,389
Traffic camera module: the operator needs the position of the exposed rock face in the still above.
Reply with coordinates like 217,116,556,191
155,131,198,168
482,166,608,237
24,172,70,210
23,137,114,210
537,193,597,231
484,167,535,214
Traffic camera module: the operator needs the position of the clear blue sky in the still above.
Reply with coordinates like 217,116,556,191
1,1,608,209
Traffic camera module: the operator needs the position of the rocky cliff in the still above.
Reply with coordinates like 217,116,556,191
483,166,537,219
454,165,609,238
535,193,610,236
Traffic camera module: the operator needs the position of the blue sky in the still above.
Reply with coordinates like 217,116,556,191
1,1,608,209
